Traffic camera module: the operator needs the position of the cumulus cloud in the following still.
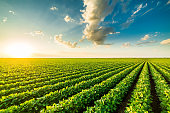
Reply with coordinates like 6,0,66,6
54,34,78,48
64,15,74,23
50,6,58,11
121,42,131,48
81,0,118,45
160,39,170,45
141,34,149,41
25,30,44,37
9,10,15,15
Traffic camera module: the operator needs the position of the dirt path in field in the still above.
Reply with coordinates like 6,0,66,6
148,64,162,113
116,64,144,113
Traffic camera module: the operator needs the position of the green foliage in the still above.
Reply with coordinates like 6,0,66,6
151,63,170,83
0,58,169,113
0,63,133,112
84,63,144,113
125,62,152,113
148,63,170,113
41,63,142,113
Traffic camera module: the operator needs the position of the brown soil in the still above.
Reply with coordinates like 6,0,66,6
116,64,144,113
148,64,162,113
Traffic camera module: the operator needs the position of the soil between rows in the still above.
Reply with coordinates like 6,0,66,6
148,64,162,113
80,64,141,112
151,63,170,85
116,63,144,113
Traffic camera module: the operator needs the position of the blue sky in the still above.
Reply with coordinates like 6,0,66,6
0,0,170,58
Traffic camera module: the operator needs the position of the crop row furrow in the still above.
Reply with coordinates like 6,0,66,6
0,63,122,91
158,64,170,72
151,63,170,83
40,63,143,113
84,63,144,113
0,63,106,84
148,63,170,112
124,62,152,112
0,63,135,109
0,63,130,97
0,64,105,85
0,63,137,112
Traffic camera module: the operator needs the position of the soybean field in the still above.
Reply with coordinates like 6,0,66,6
0,58,169,113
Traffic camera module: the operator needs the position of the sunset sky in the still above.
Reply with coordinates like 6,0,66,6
0,0,170,58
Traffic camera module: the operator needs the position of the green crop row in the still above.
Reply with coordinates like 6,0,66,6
151,63,170,83
84,63,144,113
0,63,131,98
0,63,134,109
125,62,152,112
148,63,170,113
0,62,120,91
0,64,69,81
0,63,111,88
158,64,170,72
0,62,136,112
154,63,170,71
40,63,143,113
0,62,109,84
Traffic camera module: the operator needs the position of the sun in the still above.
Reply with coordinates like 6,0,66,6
6,43,33,58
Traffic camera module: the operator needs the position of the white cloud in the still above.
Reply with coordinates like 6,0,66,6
50,6,58,11
136,41,156,46
120,0,132,13
156,1,160,6
109,32,120,34
121,18,134,29
64,15,74,23
79,35,86,42
54,34,78,48
81,0,118,45
122,3,147,29
154,32,160,37
1,17,7,23
34,31,44,35
132,3,147,16
25,30,44,37
132,4,143,16
167,0,170,5
141,34,149,41
160,39,170,45
105,45,111,48
121,42,131,48
142,8,153,16
9,10,15,15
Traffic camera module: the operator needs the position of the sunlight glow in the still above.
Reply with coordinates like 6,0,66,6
6,43,33,58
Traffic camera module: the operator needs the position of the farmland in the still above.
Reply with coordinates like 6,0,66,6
0,58,169,113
